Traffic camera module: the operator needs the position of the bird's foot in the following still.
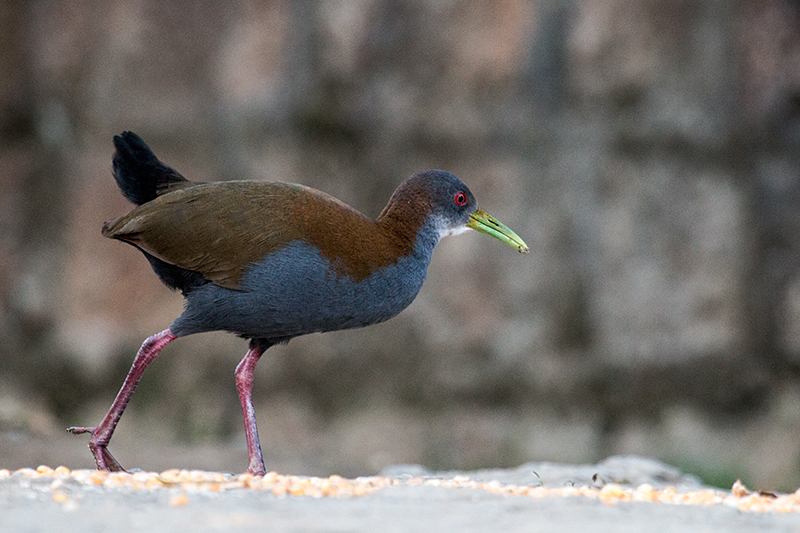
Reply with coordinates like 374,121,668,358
66,426,126,472
92,446,126,472
246,459,267,477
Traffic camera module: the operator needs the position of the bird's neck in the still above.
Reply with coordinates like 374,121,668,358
377,210,440,262
376,185,438,253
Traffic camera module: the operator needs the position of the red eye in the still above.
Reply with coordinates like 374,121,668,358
454,192,468,206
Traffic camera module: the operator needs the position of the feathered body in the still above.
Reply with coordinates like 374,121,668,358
105,132,475,343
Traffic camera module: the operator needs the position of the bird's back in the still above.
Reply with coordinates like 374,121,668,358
103,180,370,290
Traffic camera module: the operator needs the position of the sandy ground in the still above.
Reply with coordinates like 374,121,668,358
2,456,800,532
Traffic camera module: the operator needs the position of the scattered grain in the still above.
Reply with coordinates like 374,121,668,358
5,464,800,513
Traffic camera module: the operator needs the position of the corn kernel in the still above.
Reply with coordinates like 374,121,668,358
169,493,190,507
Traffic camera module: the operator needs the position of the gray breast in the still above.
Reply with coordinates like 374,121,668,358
170,240,432,340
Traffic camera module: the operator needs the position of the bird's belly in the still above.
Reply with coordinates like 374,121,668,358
171,241,429,339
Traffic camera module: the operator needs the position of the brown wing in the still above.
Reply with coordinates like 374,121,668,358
102,181,362,290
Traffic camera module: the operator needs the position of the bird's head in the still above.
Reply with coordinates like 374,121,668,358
382,170,529,253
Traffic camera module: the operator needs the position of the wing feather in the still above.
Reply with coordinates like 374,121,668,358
103,181,321,289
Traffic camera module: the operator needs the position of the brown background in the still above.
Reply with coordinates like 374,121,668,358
2,1,800,490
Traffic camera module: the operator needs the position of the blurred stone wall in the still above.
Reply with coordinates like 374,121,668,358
2,0,800,489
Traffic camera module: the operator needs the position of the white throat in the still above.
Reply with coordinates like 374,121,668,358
436,223,471,240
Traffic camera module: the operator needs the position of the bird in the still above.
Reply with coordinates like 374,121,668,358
68,131,529,476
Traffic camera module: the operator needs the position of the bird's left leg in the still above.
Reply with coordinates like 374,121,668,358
67,329,177,471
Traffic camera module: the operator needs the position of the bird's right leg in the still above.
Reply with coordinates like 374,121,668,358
67,328,177,472
234,341,269,476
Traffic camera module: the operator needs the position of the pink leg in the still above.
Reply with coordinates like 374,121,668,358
67,329,177,472
234,344,267,476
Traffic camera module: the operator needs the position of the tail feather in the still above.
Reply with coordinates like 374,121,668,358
112,131,190,205
108,131,208,294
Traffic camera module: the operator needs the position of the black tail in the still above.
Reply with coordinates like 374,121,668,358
112,131,190,205
109,132,207,294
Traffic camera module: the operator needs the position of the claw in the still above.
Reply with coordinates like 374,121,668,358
95,445,126,472
66,426,95,435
